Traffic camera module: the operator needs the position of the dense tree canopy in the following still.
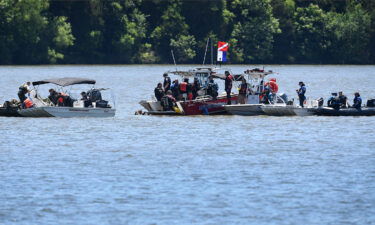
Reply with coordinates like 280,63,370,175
0,0,374,64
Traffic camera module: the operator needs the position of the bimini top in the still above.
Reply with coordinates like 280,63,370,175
32,77,96,87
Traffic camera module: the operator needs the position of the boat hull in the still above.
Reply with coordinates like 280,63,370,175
312,107,375,116
18,106,116,118
261,105,296,116
224,104,265,116
0,106,22,117
179,95,238,115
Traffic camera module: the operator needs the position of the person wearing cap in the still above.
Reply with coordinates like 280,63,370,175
163,73,171,93
352,92,362,109
154,83,164,101
338,91,348,108
327,93,340,110
224,71,234,104
80,91,91,107
296,81,306,107
18,81,31,103
161,90,176,111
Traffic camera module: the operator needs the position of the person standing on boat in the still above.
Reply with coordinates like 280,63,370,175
352,92,362,109
238,78,248,104
154,83,164,101
225,71,233,105
171,79,180,100
338,91,348,108
207,76,219,100
18,81,31,103
179,78,189,100
296,81,306,107
192,78,201,99
163,73,171,93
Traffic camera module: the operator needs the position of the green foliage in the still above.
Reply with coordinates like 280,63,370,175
1,0,375,64
170,35,197,62
230,0,280,63
293,4,329,62
326,3,371,63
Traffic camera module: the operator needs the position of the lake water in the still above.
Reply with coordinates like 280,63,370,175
0,65,374,224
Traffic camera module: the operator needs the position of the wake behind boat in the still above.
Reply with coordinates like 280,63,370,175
18,77,116,118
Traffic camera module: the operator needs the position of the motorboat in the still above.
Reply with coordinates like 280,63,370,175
224,68,279,116
139,67,238,115
18,77,116,118
311,107,375,116
261,99,320,116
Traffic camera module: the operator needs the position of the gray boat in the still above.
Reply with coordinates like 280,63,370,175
18,77,116,118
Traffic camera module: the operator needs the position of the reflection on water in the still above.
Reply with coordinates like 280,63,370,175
0,65,374,224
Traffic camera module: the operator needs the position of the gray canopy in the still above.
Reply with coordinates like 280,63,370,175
32,77,96,87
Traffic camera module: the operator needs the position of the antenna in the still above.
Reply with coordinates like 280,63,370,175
210,39,213,66
171,50,177,70
202,38,209,65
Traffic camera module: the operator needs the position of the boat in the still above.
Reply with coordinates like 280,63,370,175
311,107,375,116
224,68,280,116
139,67,238,115
17,77,116,118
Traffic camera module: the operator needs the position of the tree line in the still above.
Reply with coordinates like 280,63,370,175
0,0,374,65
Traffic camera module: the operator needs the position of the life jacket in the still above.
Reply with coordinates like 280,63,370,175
24,98,33,108
179,82,187,92
265,80,278,93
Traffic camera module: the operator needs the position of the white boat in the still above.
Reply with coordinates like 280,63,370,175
18,77,116,118
224,68,285,116
18,106,115,118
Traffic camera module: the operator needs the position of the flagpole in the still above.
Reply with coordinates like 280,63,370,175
211,39,213,66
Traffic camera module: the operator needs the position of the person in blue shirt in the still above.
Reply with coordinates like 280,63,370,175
206,76,218,100
296,81,306,107
327,93,340,110
352,92,362,109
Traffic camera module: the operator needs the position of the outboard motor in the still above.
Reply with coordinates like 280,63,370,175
317,97,324,107
87,89,102,102
279,93,288,103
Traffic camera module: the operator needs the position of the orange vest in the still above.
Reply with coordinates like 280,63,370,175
265,81,278,93
24,98,33,108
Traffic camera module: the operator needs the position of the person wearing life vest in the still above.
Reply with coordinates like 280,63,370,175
48,88,59,105
238,78,248,104
161,90,176,111
327,93,340,110
179,78,189,100
264,78,279,103
352,92,362,109
18,82,31,103
163,73,171,93
225,71,233,104
207,76,219,100
171,79,180,100
338,91,348,108
296,81,306,107
192,77,201,99
154,83,164,101
23,98,34,109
